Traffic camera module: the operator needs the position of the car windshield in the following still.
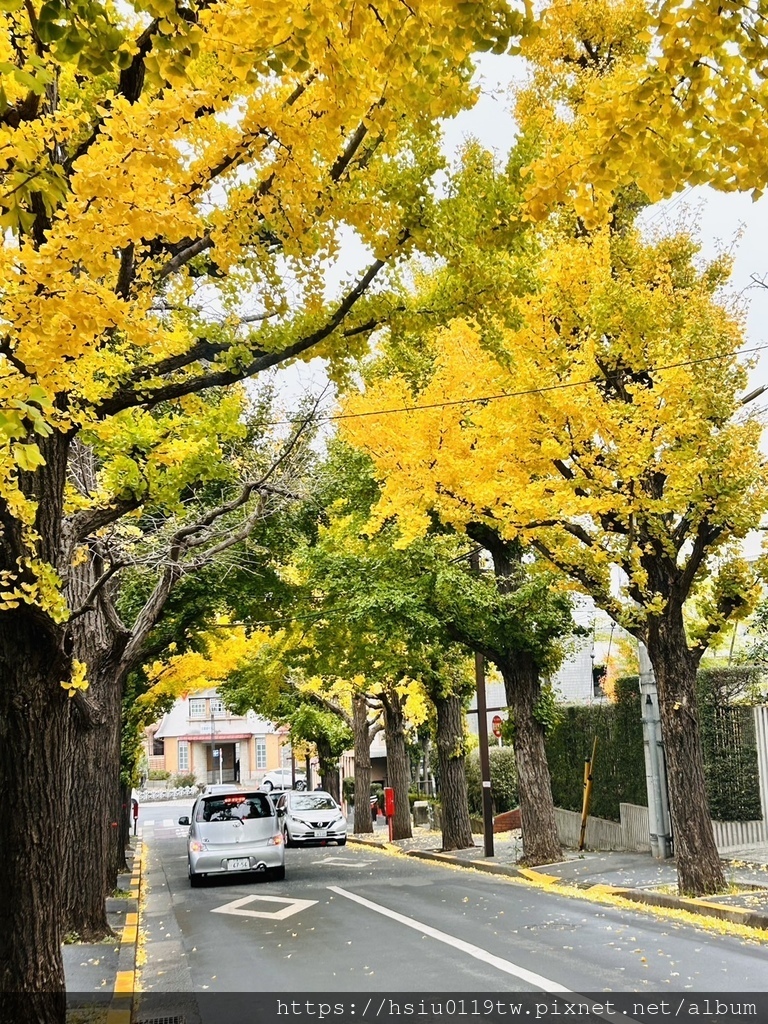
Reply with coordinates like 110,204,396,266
291,795,336,811
196,793,273,822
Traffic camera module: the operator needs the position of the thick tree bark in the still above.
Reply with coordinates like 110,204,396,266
380,686,412,841
498,653,561,866
0,611,71,1024
315,735,340,803
434,693,473,851
352,695,374,834
61,549,127,939
648,604,725,896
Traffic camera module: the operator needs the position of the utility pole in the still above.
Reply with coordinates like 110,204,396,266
638,640,673,859
470,549,494,857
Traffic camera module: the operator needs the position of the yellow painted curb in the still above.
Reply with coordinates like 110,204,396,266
114,970,134,994
105,1009,131,1024
517,867,560,885
108,838,142,1020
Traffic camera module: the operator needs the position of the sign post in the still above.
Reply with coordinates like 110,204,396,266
492,715,503,746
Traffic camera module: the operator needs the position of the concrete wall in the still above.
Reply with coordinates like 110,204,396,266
555,802,767,854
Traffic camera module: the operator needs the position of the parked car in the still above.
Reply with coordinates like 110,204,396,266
274,790,347,847
259,768,307,791
178,790,285,886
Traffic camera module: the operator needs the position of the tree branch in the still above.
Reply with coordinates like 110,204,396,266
96,249,396,418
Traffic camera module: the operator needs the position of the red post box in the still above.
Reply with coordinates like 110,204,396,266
383,787,395,841
383,787,395,817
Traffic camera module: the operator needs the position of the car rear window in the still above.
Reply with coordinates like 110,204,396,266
196,793,273,822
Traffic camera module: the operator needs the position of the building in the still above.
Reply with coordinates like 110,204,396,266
147,688,285,785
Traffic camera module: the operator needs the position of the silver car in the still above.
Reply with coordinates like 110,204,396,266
275,790,347,847
178,791,285,886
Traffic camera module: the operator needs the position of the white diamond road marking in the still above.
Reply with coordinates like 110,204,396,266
211,894,318,921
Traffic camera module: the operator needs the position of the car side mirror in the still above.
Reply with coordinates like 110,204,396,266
178,816,190,826
276,807,285,816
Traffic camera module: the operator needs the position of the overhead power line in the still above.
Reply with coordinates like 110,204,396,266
268,342,768,427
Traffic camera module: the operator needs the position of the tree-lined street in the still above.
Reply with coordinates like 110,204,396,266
4,0,768,1016
137,803,765,1007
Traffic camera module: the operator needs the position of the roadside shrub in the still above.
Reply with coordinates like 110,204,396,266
148,769,171,781
343,777,356,804
172,772,196,787
466,746,518,815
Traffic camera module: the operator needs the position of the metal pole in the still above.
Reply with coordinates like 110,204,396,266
474,650,495,857
470,549,494,857
210,710,215,786
638,640,672,859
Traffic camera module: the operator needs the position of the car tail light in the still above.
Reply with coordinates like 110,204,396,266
189,841,205,852
267,833,283,846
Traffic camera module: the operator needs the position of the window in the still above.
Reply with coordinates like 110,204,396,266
189,698,205,719
178,741,189,772
210,698,226,716
256,738,267,770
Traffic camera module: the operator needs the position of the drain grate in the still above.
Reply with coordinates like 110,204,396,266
135,1016,186,1024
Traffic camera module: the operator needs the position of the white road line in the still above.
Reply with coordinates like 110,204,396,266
162,818,173,827
329,885,568,991
329,885,643,1024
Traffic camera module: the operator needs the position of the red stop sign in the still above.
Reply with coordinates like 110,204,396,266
491,715,503,738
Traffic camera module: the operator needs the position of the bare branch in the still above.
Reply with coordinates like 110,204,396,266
96,249,395,417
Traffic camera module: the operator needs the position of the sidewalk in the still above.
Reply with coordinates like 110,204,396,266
64,839,141,1022
351,821,768,933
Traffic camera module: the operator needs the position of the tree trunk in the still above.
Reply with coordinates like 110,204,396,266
315,735,340,803
352,696,373,834
648,606,725,896
380,686,412,840
434,693,473,851
0,611,71,1024
62,624,126,939
499,653,561,866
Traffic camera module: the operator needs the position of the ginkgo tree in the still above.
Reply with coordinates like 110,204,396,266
0,0,530,1010
520,0,768,224
342,225,768,896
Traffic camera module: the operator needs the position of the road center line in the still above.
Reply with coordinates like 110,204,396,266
329,885,642,1024
328,885,568,992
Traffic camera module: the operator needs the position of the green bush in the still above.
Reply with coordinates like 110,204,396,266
342,777,356,804
698,668,763,821
545,676,646,821
466,746,518,815
148,769,171,781
545,670,764,823
172,772,196,787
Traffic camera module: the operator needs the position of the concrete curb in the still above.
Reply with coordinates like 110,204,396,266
107,839,142,1024
604,885,768,931
348,836,768,933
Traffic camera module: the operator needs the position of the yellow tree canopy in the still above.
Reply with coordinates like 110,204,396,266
0,0,524,615
520,0,768,224
342,228,767,643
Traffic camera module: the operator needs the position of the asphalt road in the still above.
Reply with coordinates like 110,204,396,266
137,801,768,1016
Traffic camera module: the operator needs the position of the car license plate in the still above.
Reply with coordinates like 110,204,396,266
227,858,250,870
313,829,327,838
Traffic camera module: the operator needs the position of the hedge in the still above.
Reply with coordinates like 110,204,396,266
545,670,764,823
545,677,646,822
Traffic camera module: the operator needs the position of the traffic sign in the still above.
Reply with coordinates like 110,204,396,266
491,715,503,738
